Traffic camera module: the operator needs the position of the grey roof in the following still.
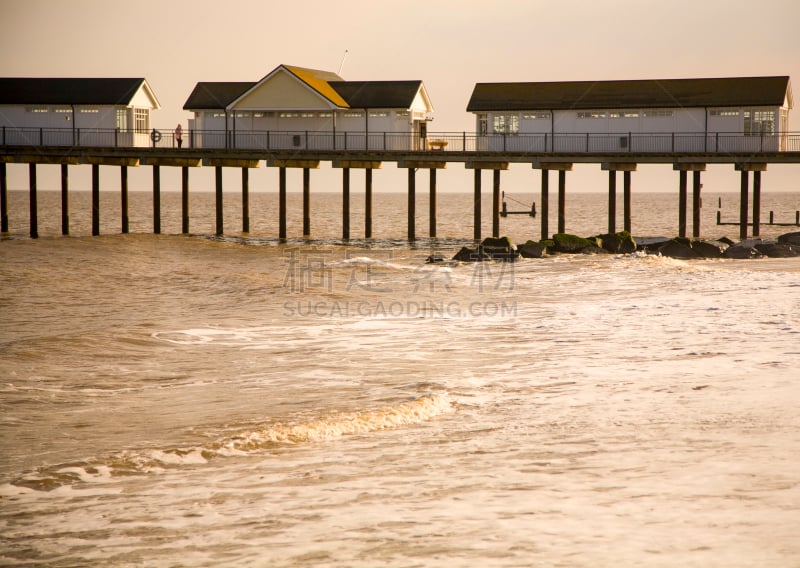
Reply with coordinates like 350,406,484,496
329,81,423,108
466,76,791,111
183,82,256,110
0,78,150,105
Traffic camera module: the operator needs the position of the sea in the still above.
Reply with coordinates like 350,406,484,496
1,187,800,567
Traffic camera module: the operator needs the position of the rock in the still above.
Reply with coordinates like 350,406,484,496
636,237,671,253
478,236,519,261
717,236,736,246
452,246,490,262
581,244,609,254
723,243,763,259
690,240,728,258
425,254,446,264
551,233,594,253
518,240,547,258
658,239,700,259
754,243,800,258
596,231,637,254
777,232,800,246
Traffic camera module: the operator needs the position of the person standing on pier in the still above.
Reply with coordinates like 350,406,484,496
175,123,183,148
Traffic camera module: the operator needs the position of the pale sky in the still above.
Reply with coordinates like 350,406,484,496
2,0,799,195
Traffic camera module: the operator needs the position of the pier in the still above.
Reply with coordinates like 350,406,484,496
2,130,800,241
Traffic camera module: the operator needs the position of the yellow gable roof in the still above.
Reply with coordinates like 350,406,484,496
283,65,349,108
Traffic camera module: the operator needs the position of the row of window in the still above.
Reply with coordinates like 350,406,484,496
207,111,407,119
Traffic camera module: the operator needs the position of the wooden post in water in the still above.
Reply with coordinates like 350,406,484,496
558,170,566,235
540,169,549,240
407,167,416,241
153,165,161,235
303,167,311,237
607,170,616,234
492,169,501,238
279,167,287,240
429,168,437,238
92,163,100,236
678,170,688,238
692,170,702,238
215,166,223,236
121,166,129,234
739,169,749,240
342,167,350,240
29,163,38,239
61,163,69,235
365,168,373,239
242,167,250,234
0,162,7,233
473,168,481,240
623,170,631,234
753,170,761,237
181,166,189,234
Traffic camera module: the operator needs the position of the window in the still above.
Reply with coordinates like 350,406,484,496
116,109,128,130
235,112,251,118
493,114,519,134
577,111,607,119
710,109,739,117
522,112,550,119
26,106,48,113
318,112,333,118
80,108,99,114
343,111,364,118
279,112,300,118
209,112,226,118
134,108,148,132
369,111,389,118
610,111,640,118
744,110,774,135
643,110,673,118
53,107,71,113
395,111,409,118
300,112,315,118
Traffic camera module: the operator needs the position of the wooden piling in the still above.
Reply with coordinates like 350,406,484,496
492,169,501,238
540,169,549,240
342,168,350,240
279,167,287,240
215,166,222,236
558,170,566,234
121,166,129,234
61,163,69,235
429,168,437,238
408,167,416,241
692,170,702,238
739,170,749,240
753,170,761,237
607,170,616,234
303,167,311,237
473,169,481,240
181,166,189,234
153,165,161,235
0,162,7,233
92,163,100,236
242,167,250,233
678,170,688,238
29,163,38,239
365,168,373,239
623,170,631,233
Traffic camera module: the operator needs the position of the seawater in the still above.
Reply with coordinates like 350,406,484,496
1,191,800,567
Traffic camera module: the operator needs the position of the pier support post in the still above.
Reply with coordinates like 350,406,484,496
692,171,702,238
408,167,416,241
492,169,501,238
623,171,631,233
242,167,250,234
607,170,617,234
365,168,373,239
540,169,549,240
92,163,100,236
121,166,129,234
279,167,287,240
153,165,161,235
29,163,38,239
473,169,481,240
753,170,761,237
342,167,350,240
0,162,7,233
678,170,688,238
181,166,189,234
61,163,69,235
739,170,749,240
215,166,223,236
558,170,566,235
303,167,311,237
429,168,437,238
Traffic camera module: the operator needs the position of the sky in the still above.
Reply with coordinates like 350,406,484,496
1,0,799,196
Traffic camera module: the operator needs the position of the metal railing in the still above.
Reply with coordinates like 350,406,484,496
1,126,799,154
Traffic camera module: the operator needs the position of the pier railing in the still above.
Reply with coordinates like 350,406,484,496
2,126,799,154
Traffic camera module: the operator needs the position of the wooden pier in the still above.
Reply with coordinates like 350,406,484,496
2,146,800,241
